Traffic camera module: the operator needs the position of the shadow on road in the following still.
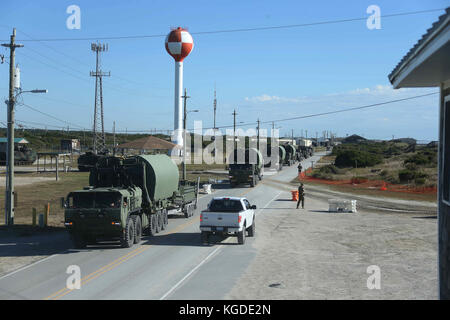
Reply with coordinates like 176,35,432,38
412,216,437,219
142,232,239,247
0,227,72,258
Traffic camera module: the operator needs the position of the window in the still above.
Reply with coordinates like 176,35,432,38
443,96,450,205
243,199,251,210
209,199,244,212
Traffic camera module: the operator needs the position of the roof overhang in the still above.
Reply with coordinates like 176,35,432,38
389,9,450,88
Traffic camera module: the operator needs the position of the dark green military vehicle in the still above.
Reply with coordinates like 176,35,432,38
283,144,296,166
0,144,37,165
77,151,100,172
228,148,264,188
63,154,198,248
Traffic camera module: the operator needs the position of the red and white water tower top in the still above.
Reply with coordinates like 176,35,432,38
165,27,194,147
165,27,194,62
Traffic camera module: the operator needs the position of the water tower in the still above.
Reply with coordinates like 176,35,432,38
165,27,194,147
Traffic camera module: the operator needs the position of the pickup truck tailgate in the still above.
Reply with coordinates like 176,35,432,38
201,211,240,228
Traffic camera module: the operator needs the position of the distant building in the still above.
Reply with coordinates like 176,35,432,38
116,135,180,155
0,137,29,153
388,8,449,299
60,139,80,153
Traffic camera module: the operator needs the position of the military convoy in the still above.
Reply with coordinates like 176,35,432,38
63,154,198,248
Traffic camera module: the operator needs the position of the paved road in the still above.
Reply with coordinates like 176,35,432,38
0,153,322,300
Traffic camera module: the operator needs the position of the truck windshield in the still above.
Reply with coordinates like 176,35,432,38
70,192,121,209
229,164,252,170
208,199,243,212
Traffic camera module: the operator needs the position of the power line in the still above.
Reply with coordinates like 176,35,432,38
200,92,439,131
2,8,445,42
18,102,88,129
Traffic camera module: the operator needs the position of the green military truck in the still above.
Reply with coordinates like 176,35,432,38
228,148,264,188
263,145,285,171
283,144,296,166
63,154,198,248
77,151,100,172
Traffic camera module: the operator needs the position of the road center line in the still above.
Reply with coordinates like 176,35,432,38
159,188,282,300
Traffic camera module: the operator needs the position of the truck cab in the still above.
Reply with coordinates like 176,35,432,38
229,163,260,187
200,197,256,244
64,186,142,248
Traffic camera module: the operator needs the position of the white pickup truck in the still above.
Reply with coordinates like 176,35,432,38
200,196,256,244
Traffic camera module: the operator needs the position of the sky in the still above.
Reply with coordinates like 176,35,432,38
0,0,448,141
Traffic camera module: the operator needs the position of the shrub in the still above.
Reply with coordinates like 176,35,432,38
334,149,383,168
351,176,368,184
318,164,339,174
398,169,416,182
404,154,429,166
380,169,388,177
398,169,428,183
414,177,426,185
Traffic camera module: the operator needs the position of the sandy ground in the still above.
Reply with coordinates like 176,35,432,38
226,190,437,299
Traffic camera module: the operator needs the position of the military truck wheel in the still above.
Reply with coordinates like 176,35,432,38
237,227,246,245
155,211,162,233
161,209,168,230
247,219,255,237
72,233,87,249
121,216,135,248
149,215,157,236
133,215,142,244
188,204,194,217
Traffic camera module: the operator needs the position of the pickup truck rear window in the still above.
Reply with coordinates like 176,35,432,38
208,199,244,212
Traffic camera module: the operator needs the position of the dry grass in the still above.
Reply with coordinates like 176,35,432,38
0,172,90,227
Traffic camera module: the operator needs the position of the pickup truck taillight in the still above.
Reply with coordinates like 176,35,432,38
238,215,242,223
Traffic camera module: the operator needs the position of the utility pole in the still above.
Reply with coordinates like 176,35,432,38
232,109,237,150
213,84,217,132
2,28,23,226
291,129,294,144
181,88,191,181
256,118,260,151
90,43,110,154
113,121,116,155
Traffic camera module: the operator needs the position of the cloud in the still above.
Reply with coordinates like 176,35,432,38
244,94,306,103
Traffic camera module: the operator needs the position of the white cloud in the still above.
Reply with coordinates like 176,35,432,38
244,94,306,103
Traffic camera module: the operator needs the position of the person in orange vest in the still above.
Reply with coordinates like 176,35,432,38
297,163,303,173
296,183,305,209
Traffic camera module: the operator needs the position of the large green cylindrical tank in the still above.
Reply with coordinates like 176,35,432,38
135,154,179,202
278,145,286,163
284,144,296,160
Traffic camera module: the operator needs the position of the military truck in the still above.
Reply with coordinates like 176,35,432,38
77,151,100,172
263,145,285,170
0,144,36,165
228,148,264,188
283,144,296,166
63,154,198,248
